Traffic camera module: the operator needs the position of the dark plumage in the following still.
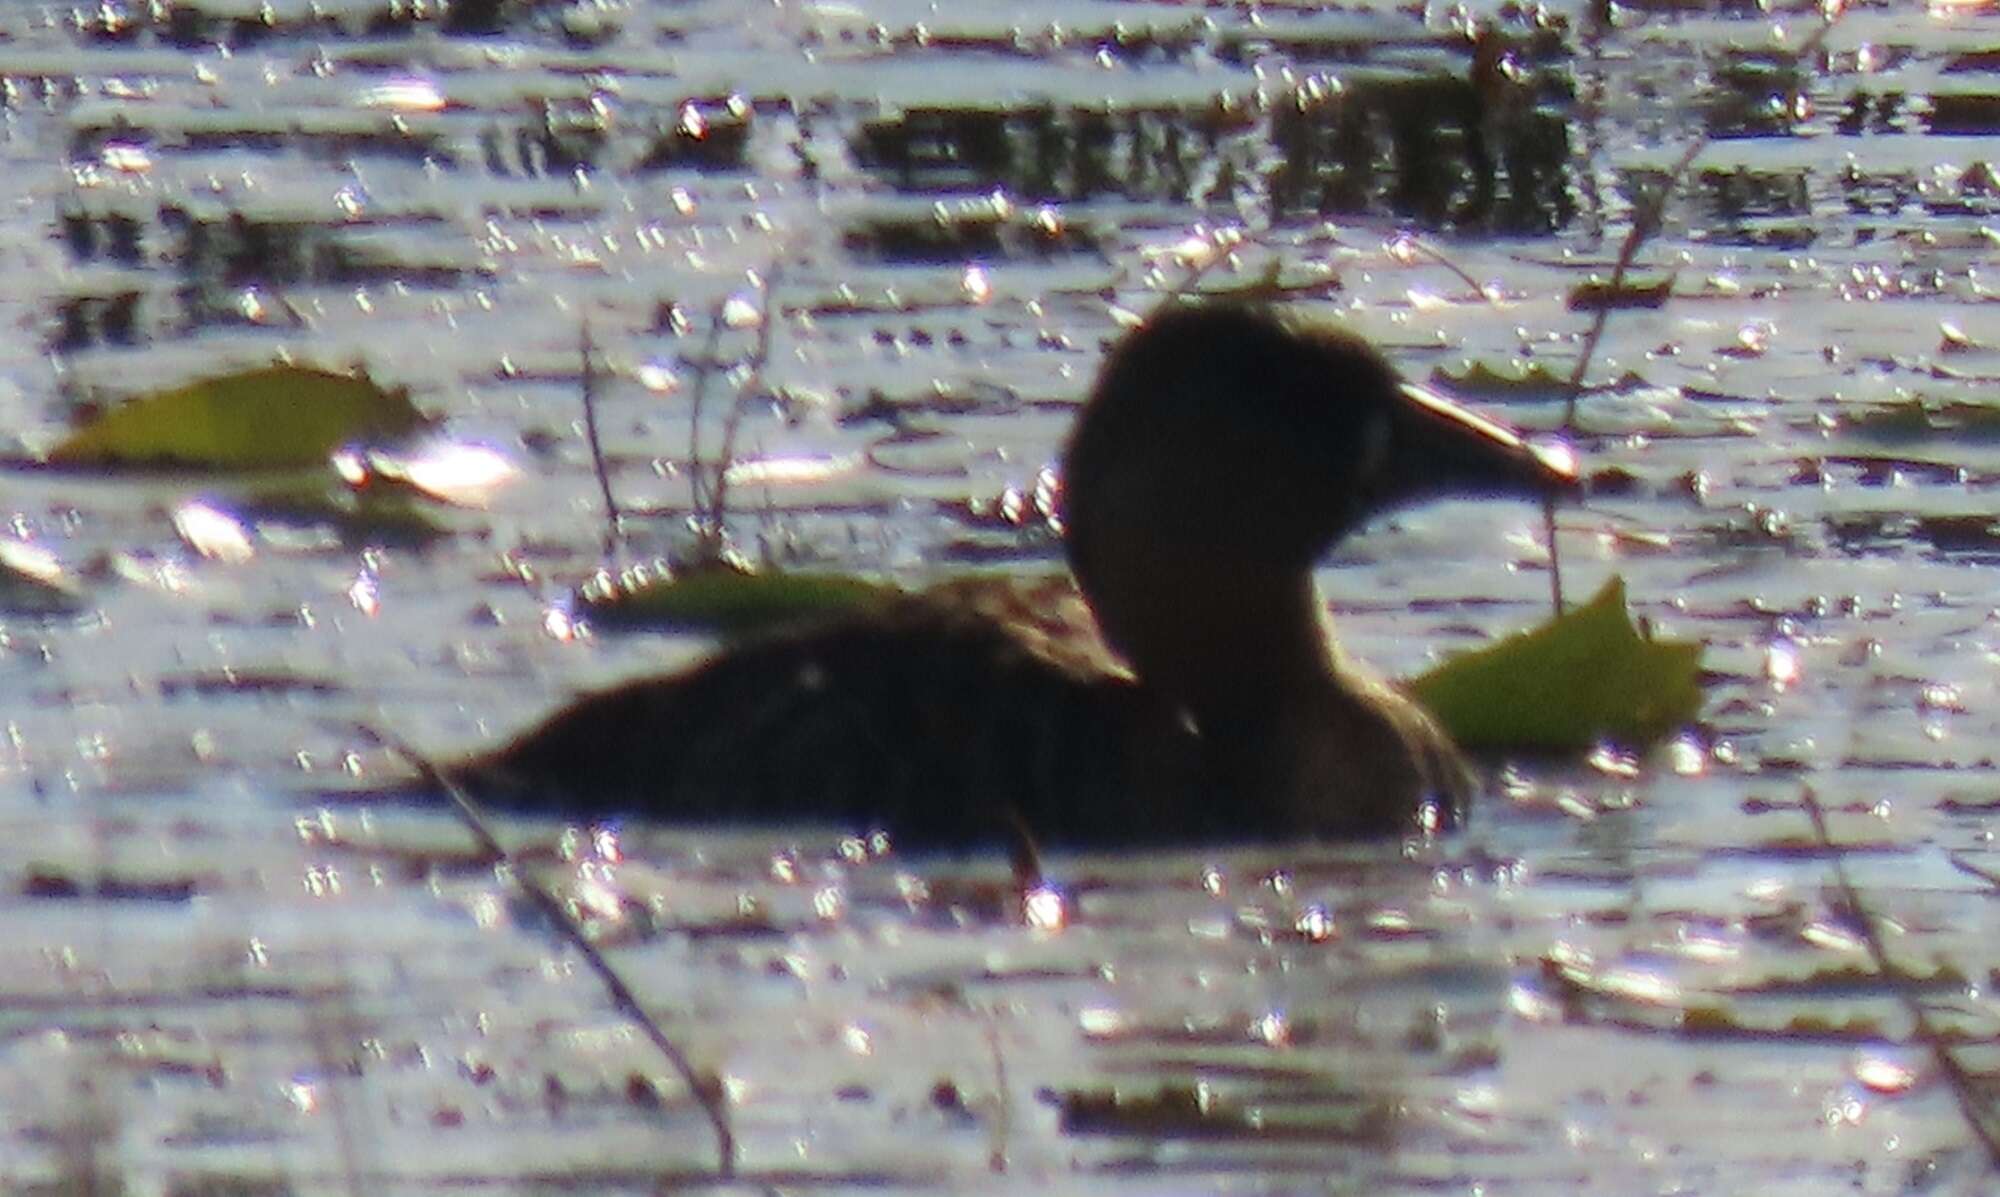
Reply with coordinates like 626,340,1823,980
450,303,1578,847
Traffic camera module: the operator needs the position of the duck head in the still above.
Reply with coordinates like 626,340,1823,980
1063,302,1578,727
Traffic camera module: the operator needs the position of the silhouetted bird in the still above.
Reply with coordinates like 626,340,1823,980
451,302,1577,847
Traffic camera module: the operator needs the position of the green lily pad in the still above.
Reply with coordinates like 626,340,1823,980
49,364,426,470
1407,576,1703,751
580,561,899,636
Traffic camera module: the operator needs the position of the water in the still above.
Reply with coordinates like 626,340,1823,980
1,0,1999,1190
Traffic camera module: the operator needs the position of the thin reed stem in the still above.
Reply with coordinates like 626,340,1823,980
1799,785,2000,1169
577,321,624,556
708,269,783,540
360,726,738,1179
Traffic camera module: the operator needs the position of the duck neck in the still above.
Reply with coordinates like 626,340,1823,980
1106,566,1343,723
1152,571,1454,834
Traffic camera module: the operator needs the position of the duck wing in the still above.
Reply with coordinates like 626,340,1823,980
452,577,1208,848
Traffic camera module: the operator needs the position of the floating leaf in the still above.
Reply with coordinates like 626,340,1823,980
1840,397,2000,444
579,560,898,636
1917,514,2000,551
49,365,426,470
1566,276,1673,311
1430,358,1575,398
842,193,1101,263
0,541,86,615
1057,1083,1384,1141
174,484,451,559
1407,576,1702,752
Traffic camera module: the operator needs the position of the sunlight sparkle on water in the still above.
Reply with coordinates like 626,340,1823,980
359,77,446,111
1587,744,1641,779
286,1079,320,1114
723,454,859,488
334,184,367,219
1532,439,1578,478
1596,964,1679,1006
573,862,623,922
1250,1011,1290,1046
294,811,337,844
1853,1051,1921,1094
1918,683,1965,714
1823,1088,1867,1127
1508,980,1564,1023
638,360,679,392
1666,926,1739,964
813,886,845,921
173,501,255,563
1023,884,1068,932
1745,877,1789,903
1144,225,1237,272
593,827,622,862
361,441,518,506
962,263,992,303
0,540,71,590
99,142,150,173
1367,908,1417,936
722,293,762,328
1453,1084,1500,1119
1294,904,1337,942
1078,1007,1127,1038
347,568,379,616
894,872,929,908
1764,639,1801,689
1667,734,1707,776
1801,920,1868,954
542,602,582,642
470,891,504,929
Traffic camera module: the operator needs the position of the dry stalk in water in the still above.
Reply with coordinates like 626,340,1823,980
681,303,732,558
1389,234,1501,305
679,272,785,563
985,1021,1012,1174
359,725,739,1179
1563,5,1842,421
576,321,625,557
1548,6,1842,609
706,269,782,543
1799,784,2000,1168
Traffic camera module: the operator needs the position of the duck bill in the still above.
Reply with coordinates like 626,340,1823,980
1391,381,1579,501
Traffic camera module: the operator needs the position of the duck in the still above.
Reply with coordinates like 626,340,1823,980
447,302,1578,848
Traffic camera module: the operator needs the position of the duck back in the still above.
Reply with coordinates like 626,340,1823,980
455,578,1217,848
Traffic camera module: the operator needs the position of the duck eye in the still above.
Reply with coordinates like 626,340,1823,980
1355,409,1393,489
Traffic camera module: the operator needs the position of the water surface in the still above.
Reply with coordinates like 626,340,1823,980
3,0,2000,1191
